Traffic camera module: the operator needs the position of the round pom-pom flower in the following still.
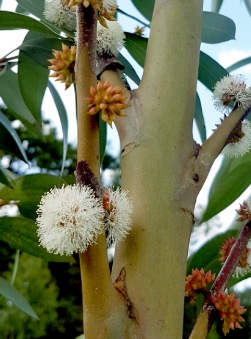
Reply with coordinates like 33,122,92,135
213,74,251,113
221,120,251,158
86,80,129,127
36,184,105,255
102,188,133,245
44,0,76,32
97,20,125,56
212,291,246,336
48,43,76,89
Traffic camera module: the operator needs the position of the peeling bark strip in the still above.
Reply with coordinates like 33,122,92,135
75,160,104,198
114,267,139,323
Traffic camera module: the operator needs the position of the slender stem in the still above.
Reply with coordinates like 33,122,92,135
10,249,20,286
210,221,251,294
75,5,126,336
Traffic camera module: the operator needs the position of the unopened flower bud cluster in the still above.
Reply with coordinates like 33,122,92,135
36,184,133,255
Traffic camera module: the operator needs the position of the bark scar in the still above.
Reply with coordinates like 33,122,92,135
114,267,139,323
181,207,195,224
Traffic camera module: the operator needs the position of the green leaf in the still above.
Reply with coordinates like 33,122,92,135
187,230,237,274
18,32,50,123
117,9,150,28
0,110,28,163
194,93,206,142
125,33,148,68
211,0,224,13
0,216,73,262
244,0,251,17
118,53,140,85
16,0,74,38
201,155,251,222
227,57,251,72
0,276,38,319
0,163,13,187
19,35,65,68
202,12,236,44
0,11,57,36
0,173,65,219
48,81,68,176
0,67,40,135
130,0,154,21
16,0,46,20
198,51,228,91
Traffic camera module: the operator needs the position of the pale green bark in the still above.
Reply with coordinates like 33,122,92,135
111,1,203,337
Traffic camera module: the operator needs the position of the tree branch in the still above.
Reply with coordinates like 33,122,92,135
75,6,126,336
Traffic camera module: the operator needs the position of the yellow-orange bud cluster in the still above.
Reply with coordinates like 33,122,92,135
86,80,129,127
212,291,246,336
185,268,215,303
48,43,76,89
219,236,251,271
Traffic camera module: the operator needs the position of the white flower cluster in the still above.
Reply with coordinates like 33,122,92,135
212,75,251,158
36,184,132,255
97,21,125,56
213,74,251,113
44,0,76,32
104,188,133,245
222,120,251,158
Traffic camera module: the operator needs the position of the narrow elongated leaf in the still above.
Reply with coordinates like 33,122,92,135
131,0,154,21
0,11,57,36
202,12,236,44
15,4,28,14
0,162,13,187
118,53,140,85
0,67,40,135
117,9,150,28
227,57,251,72
244,0,251,17
201,159,251,222
0,110,28,163
16,0,46,20
16,0,74,38
125,33,147,68
48,81,68,176
0,216,73,262
211,0,224,13
0,276,38,318
19,35,65,67
194,93,206,142
0,173,65,219
198,51,228,91
18,49,48,123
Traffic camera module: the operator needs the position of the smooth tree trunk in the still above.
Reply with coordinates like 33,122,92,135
111,1,203,337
